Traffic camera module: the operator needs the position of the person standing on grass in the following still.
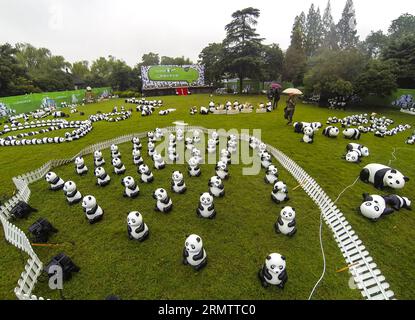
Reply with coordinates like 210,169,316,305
284,95,296,125
272,88,281,110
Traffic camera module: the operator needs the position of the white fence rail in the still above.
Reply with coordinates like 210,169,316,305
0,126,394,300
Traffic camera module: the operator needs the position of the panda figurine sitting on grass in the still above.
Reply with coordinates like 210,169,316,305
153,188,173,213
63,181,82,205
112,157,126,175
110,144,121,159
94,167,111,186
258,253,288,289
127,211,149,242
360,163,409,190
220,149,231,165
346,143,369,157
208,176,225,198
275,207,297,236
147,141,156,157
188,157,201,177
153,153,166,170
138,164,154,183
271,181,289,204
301,126,314,144
74,156,88,176
261,152,272,169
343,128,361,140
45,172,65,190
93,150,105,167
171,171,187,194
82,195,104,224
132,148,144,166
265,165,279,184
122,176,140,198
207,139,216,154
197,193,216,219
132,137,142,150
183,234,207,271
322,126,339,138
215,160,229,180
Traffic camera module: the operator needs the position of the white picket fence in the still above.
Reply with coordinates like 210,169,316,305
0,125,394,300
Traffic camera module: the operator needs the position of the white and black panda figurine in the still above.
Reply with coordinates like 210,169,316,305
384,194,412,211
261,152,272,169
81,195,104,224
153,153,166,170
112,157,126,175
188,157,201,177
271,181,289,204
171,171,187,194
193,130,201,144
110,144,121,158
93,150,105,167
258,253,288,289
359,194,394,221
207,139,216,154
208,176,225,198
138,164,154,183
132,148,144,166
301,126,314,144
147,141,156,157
94,167,111,186
344,150,362,163
127,211,149,242
182,234,207,271
360,164,409,190
63,181,82,205
322,126,339,138
211,131,220,145
196,193,216,219
45,171,65,190
122,176,140,198
153,188,173,213
265,165,279,184
275,207,297,236
220,149,231,165
346,143,369,157
215,160,229,180
343,128,361,140
74,156,88,175
132,137,142,150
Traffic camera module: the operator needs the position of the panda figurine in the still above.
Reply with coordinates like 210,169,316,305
153,188,173,213
122,176,140,198
258,253,288,289
188,157,201,177
191,148,203,164
74,156,88,175
132,137,142,150
127,211,149,242
227,140,237,154
171,171,187,194
211,131,219,145
346,143,369,157
301,126,314,144
208,176,225,198
132,148,144,166
182,234,207,271
360,163,409,190
153,153,166,170
45,172,65,190
271,181,289,204
261,152,272,169
383,194,412,211
215,160,229,180
359,194,394,221
94,167,111,186
193,130,201,144
265,165,279,184
197,192,216,219
93,150,105,167
138,164,154,183
112,157,126,175
81,195,104,224
322,126,339,138
63,181,82,205
343,128,361,140
185,137,194,151
344,150,362,163
207,139,217,154
176,128,184,141
147,141,156,157
220,149,231,165
110,144,121,158
275,207,297,236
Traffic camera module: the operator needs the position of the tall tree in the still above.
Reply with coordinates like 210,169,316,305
261,44,284,82
388,13,415,39
222,7,264,93
198,43,224,86
71,61,90,81
283,14,307,86
337,0,359,49
141,52,160,66
304,4,323,57
160,56,192,65
364,30,389,58
321,0,338,50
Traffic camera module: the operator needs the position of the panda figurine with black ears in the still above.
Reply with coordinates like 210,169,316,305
183,234,207,271
74,156,88,175
63,181,82,205
45,172,65,190
112,157,126,175
359,194,394,221
322,126,339,138
152,153,166,170
275,206,297,236
258,253,288,289
188,157,201,177
346,143,369,157
147,141,156,157
122,176,140,198
261,152,272,169
132,148,144,166
171,171,187,194
93,150,105,167
132,137,142,150
94,167,111,186
360,163,409,190
208,176,225,198
301,126,314,144
153,188,173,213
127,211,149,242
271,181,289,204
110,144,121,159
138,164,154,183
196,193,216,219
343,128,361,140
265,165,279,184
81,195,104,224
215,160,229,180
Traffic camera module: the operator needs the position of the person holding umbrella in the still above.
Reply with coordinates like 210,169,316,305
282,88,303,125
268,83,282,110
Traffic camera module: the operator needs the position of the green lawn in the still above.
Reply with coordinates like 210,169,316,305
0,94,414,300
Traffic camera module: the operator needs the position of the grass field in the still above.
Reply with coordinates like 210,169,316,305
0,94,414,300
